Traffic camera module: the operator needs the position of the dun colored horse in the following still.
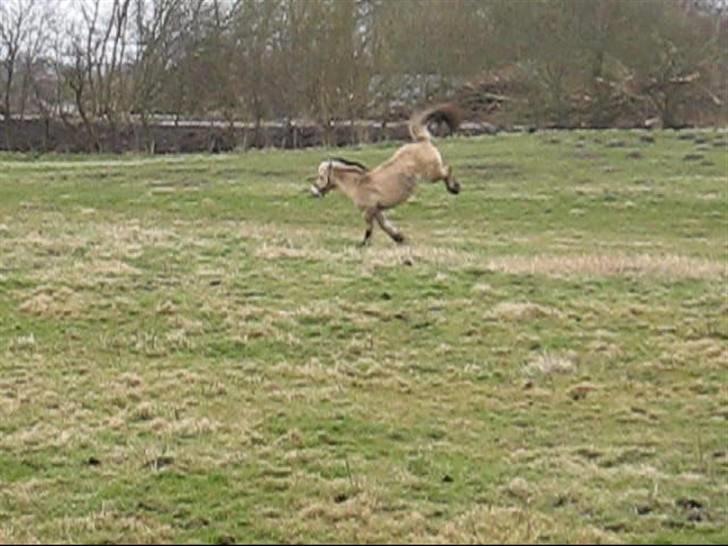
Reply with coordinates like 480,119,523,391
310,104,461,245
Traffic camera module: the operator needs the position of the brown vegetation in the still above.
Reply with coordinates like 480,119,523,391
1,0,726,153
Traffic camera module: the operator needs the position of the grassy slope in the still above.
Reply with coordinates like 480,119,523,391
0,130,726,544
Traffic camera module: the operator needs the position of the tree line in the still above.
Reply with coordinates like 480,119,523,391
1,0,726,151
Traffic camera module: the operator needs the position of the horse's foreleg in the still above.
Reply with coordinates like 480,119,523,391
360,209,375,246
375,210,405,244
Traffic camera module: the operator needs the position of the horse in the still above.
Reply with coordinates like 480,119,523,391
310,104,461,245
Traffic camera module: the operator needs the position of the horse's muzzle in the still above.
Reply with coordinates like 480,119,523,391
310,184,332,197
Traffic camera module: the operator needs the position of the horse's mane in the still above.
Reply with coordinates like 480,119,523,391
330,157,368,172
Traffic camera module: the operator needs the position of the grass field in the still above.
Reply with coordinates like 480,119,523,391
0,130,726,544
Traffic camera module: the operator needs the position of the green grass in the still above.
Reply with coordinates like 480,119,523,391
0,130,726,544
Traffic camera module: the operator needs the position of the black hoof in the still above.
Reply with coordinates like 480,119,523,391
392,233,406,244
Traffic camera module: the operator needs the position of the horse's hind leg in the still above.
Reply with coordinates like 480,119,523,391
441,164,460,194
375,210,405,244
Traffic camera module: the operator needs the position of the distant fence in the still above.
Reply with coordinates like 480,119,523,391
0,118,498,154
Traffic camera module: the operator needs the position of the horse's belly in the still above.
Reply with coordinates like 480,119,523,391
379,175,416,209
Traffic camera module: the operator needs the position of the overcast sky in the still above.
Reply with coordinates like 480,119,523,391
52,0,115,21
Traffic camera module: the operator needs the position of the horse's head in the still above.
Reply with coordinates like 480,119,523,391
310,158,368,198
310,161,335,197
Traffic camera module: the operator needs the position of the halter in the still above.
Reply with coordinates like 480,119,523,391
320,160,334,194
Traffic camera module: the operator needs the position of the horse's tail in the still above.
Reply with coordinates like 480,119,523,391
408,103,462,142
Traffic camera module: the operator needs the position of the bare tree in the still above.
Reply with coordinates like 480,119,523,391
133,0,208,150
102,0,133,133
230,0,280,144
0,0,45,119
0,0,55,149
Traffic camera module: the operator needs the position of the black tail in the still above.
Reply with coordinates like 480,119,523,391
409,103,462,142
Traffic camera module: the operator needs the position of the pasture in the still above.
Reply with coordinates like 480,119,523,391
0,131,726,543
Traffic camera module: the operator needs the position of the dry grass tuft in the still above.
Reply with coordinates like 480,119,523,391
503,476,534,501
365,246,476,269
416,505,612,545
250,240,724,281
490,301,563,321
254,244,343,262
18,286,86,318
487,253,725,279
83,259,141,277
471,282,497,296
524,352,577,377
